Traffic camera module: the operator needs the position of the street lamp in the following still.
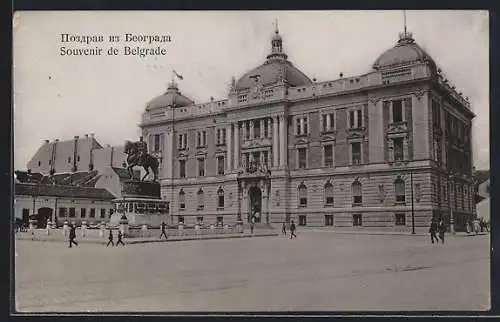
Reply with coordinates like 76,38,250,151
448,172,456,234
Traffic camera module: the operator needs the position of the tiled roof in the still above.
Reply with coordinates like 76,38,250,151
15,183,115,200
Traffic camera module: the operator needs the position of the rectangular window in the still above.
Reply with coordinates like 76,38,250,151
245,122,250,140
109,209,114,218
203,131,206,146
218,194,224,208
392,99,403,123
69,207,76,218
296,118,301,135
264,119,269,137
178,215,184,224
59,207,67,217
216,129,221,145
395,213,406,226
196,216,204,225
100,208,106,218
356,110,362,128
393,137,404,161
217,156,225,175
322,114,328,132
90,208,96,218
217,216,223,226
303,117,308,134
197,132,201,147
254,120,260,138
353,214,362,226
178,134,183,149
299,215,307,226
349,111,355,128
179,160,186,178
80,208,86,218
298,148,307,169
351,142,361,165
222,128,226,145
325,215,334,226
324,145,333,167
198,158,205,177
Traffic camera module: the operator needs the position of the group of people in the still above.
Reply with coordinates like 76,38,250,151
281,220,297,239
428,219,447,244
67,224,125,248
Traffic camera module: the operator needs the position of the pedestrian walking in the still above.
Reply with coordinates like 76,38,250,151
429,219,439,244
106,229,114,247
438,220,446,244
116,230,125,246
159,221,168,239
68,224,78,248
250,216,255,234
282,222,287,236
290,220,297,239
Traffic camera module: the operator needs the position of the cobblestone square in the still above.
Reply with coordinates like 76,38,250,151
14,232,490,312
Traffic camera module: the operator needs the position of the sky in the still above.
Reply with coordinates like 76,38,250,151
13,10,489,170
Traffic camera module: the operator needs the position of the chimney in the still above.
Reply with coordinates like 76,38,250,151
84,134,89,138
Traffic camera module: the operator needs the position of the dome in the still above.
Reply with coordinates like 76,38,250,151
234,23,312,91
373,32,435,70
235,60,312,90
145,83,194,110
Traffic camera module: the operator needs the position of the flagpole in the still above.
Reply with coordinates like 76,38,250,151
403,10,407,34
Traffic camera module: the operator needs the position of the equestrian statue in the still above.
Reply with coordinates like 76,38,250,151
124,136,159,182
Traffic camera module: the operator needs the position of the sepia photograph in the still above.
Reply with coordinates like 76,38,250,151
12,10,490,313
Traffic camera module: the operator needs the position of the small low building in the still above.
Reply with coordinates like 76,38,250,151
15,182,116,227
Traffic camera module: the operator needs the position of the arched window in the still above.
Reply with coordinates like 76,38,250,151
179,189,186,210
395,178,406,203
298,183,307,207
197,188,205,210
352,180,362,205
324,182,334,205
217,187,224,208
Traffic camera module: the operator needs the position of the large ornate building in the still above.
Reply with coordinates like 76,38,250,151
139,24,475,233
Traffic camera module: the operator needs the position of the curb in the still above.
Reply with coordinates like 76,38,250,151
15,233,279,245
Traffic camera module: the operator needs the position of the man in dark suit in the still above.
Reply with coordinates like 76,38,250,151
290,220,297,239
429,219,439,244
69,224,78,248
159,221,168,239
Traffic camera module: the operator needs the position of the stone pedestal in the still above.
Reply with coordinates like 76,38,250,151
119,215,129,236
81,221,87,237
63,221,69,236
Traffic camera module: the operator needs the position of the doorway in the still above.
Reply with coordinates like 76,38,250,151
248,186,262,223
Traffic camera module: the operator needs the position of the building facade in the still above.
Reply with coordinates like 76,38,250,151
139,26,476,232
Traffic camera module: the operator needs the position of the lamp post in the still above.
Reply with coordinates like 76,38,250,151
448,172,456,234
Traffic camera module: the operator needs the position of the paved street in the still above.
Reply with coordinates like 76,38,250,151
14,232,490,312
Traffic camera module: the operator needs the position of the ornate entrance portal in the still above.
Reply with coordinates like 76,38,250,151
248,186,262,223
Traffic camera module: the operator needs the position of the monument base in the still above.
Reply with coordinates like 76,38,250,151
110,212,167,227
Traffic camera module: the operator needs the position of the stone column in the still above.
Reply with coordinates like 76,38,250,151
260,119,264,138
279,115,287,168
273,116,279,167
249,120,254,139
300,117,304,135
234,122,240,169
326,114,331,131
227,123,232,171
267,118,272,138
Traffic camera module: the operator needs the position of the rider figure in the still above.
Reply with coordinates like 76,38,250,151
136,136,148,164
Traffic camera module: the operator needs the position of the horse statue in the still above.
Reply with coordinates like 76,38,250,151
124,140,159,182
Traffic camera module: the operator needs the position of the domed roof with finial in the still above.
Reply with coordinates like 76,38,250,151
372,30,436,70
145,82,194,110
234,21,312,91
